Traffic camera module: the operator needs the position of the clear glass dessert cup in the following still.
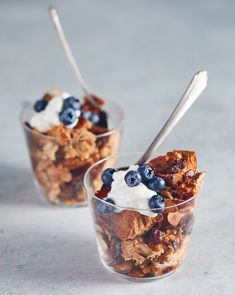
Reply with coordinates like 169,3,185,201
21,100,125,207
84,153,199,281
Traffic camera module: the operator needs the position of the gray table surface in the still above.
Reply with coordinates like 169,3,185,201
1,0,235,294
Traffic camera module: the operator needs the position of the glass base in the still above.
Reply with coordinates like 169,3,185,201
33,177,88,207
100,256,179,282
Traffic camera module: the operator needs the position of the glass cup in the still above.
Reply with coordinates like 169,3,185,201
84,153,199,281
21,100,125,206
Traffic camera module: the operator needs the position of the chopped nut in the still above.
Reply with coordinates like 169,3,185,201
167,212,182,227
164,199,178,213
161,187,174,199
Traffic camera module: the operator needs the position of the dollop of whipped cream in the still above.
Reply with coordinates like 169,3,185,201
107,165,157,217
30,92,80,133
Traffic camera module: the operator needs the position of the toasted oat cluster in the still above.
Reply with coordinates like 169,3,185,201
24,90,121,205
93,150,204,278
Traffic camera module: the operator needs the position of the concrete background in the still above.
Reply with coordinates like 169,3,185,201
0,0,235,294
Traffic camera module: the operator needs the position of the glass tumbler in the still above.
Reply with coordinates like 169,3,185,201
21,100,125,206
84,153,199,281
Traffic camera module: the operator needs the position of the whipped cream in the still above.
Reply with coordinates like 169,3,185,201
107,165,157,217
30,92,80,133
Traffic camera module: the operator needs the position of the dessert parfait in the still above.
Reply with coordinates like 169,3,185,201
21,89,124,206
85,150,205,280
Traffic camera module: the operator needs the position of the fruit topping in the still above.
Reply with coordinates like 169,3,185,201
34,99,48,112
95,198,115,216
147,176,165,192
137,164,154,182
59,107,77,125
89,113,100,124
82,110,100,124
63,96,81,110
124,170,142,187
148,195,165,213
101,168,117,186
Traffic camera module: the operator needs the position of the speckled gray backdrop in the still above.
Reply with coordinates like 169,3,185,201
0,0,235,294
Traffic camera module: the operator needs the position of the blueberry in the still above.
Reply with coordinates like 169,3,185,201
34,99,48,112
59,107,76,125
124,170,142,187
101,168,117,186
82,111,92,120
147,176,165,192
95,198,115,216
63,96,81,110
137,164,154,182
113,242,122,259
89,113,100,124
82,111,100,124
148,195,165,213
98,110,108,128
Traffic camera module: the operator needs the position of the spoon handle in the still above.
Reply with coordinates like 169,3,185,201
49,7,101,109
136,70,208,165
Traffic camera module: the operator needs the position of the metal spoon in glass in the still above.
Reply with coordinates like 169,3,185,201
49,6,102,111
135,70,208,165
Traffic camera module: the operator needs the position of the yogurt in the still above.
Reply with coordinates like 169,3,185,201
30,92,80,132
107,165,157,217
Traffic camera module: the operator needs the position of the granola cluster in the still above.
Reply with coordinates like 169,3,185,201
93,150,204,278
24,91,121,205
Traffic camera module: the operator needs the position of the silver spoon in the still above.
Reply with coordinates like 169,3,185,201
49,6,102,110
136,70,208,165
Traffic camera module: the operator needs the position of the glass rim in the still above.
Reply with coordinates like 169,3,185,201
20,99,125,141
83,151,197,212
